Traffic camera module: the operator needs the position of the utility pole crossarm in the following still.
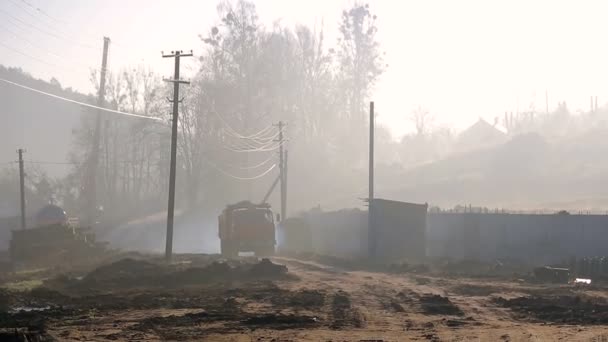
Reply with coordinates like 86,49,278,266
163,78,190,85
162,50,193,58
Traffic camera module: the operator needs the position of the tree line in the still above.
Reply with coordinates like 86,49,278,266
67,0,386,220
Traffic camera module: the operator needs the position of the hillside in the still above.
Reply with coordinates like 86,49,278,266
379,129,608,210
0,65,93,177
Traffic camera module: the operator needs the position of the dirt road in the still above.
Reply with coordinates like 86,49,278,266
265,258,608,341
3,255,608,341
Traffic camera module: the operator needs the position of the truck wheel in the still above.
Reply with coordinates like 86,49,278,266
221,240,237,258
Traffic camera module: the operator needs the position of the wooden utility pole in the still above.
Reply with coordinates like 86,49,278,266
276,121,286,221
595,96,598,112
162,50,192,262
283,149,288,219
17,149,25,230
86,37,110,225
368,101,375,258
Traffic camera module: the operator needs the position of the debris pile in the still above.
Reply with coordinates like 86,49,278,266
571,256,608,280
533,266,569,283
46,257,291,293
420,294,464,316
330,291,364,329
496,295,608,325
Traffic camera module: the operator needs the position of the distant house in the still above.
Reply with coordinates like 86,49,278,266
453,118,508,153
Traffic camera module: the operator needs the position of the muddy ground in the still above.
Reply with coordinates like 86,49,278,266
1,255,608,341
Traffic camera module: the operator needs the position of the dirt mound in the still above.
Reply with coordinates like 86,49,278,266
420,294,464,316
388,262,430,274
81,258,163,288
0,328,53,342
433,258,531,278
450,284,498,296
384,300,405,312
130,298,319,339
243,313,319,330
496,295,608,325
53,258,291,292
271,289,325,309
330,291,364,329
248,258,288,276
0,290,10,312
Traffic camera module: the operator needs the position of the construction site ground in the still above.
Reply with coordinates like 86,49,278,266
1,254,608,341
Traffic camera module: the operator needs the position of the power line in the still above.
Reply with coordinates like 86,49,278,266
213,154,276,170
8,0,148,62
19,0,109,43
0,23,91,71
24,160,77,165
221,140,284,153
6,0,71,36
0,8,96,49
0,41,77,72
24,159,149,165
237,154,275,169
221,134,282,151
0,77,164,121
211,110,276,140
206,159,277,180
20,0,68,25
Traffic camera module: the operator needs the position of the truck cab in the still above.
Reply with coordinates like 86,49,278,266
218,201,276,257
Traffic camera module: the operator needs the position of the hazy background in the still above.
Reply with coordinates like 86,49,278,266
3,0,608,137
3,0,608,253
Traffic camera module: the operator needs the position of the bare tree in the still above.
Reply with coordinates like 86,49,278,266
410,106,433,136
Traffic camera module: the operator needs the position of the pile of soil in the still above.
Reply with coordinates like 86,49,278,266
433,258,531,278
450,284,498,296
84,258,161,281
420,294,464,316
388,262,430,274
270,289,325,309
50,258,291,292
0,328,53,342
0,290,9,312
248,258,288,276
496,295,608,325
243,313,319,330
330,291,364,329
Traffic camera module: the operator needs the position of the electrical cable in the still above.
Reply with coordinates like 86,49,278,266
0,24,92,71
11,0,148,61
6,0,78,40
0,9,95,49
206,159,276,180
0,77,164,121
213,154,276,170
24,160,77,165
20,0,68,25
221,132,281,150
0,41,78,72
211,110,275,140
221,140,284,153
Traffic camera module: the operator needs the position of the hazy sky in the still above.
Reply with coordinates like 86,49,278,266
2,0,608,138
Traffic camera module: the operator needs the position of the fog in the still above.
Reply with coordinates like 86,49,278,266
2,0,608,251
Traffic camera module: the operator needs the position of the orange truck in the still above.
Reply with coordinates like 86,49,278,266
218,201,276,257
